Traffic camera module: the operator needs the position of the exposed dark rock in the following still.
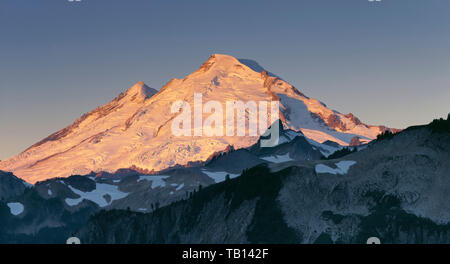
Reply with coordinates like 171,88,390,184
349,136,361,146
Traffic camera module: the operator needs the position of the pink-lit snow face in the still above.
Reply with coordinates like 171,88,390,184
170,93,280,147
0,54,389,183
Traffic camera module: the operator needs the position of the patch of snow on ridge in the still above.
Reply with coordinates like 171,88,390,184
65,183,128,207
175,183,185,191
315,164,337,175
7,202,24,215
201,169,239,183
260,153,293,163
137,175,169,189
336,161,357,174
315,161,357,175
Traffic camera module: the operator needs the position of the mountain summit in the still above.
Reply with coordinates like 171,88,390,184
125,81,158,102
0,54,394,183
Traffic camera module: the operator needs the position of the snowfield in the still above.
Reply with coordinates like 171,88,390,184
201,169,240,183
175,183,185,191
65,183,129,207
315,160,357,175
260,153,293,163
7,202,24,216
137,175,169,189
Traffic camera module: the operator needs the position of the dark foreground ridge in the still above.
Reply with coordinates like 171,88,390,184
78,165,301,243
77,116,450,243
1,115,449,243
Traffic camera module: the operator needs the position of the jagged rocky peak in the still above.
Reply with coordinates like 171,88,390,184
345,113,362,126
124,81,158,102
349,136,362,146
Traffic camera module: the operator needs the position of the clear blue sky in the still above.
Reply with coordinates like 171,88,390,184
1,0,449,160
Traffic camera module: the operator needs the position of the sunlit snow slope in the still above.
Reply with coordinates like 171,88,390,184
0,54,393,183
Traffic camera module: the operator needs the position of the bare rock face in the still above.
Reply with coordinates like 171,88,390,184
349,136,362,146
326,114,347,131
345,113,362,126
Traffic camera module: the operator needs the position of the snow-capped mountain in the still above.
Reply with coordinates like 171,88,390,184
0,54,393,183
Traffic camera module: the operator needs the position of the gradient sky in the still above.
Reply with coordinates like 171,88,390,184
1,0,449,160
